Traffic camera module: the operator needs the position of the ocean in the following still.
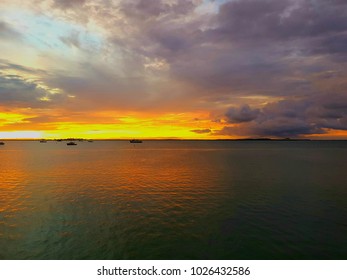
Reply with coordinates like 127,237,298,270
0,140,346,259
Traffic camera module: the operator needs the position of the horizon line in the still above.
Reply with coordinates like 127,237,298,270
1,138,347,141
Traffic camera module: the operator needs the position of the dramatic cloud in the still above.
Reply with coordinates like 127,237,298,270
0,0,347,138
0,74,51,107
225,105,260,123
218,93,347,137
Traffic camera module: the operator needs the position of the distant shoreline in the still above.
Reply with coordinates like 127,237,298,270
1,138,347,141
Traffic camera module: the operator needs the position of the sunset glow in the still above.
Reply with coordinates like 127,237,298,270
1,0,347,139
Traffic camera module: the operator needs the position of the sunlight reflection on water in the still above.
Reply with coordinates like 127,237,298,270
0,140,346,259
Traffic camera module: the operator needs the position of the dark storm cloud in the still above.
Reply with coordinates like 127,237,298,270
115,0,203,62
218,93,347,138
211,0,347,42
0,73,66,108
218,119,322,138
311,34,347,56
0,61,66,108
0,75,45,104
148,26,194,56
225,105,260,123
146,0,347,94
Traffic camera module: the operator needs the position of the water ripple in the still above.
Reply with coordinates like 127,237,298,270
0,140,346,259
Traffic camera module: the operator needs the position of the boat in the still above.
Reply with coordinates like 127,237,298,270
130,139,142,143
66,142,77,146
39,139,47,143
0,142,4,145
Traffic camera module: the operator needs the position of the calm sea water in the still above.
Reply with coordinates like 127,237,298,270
0,140,346,259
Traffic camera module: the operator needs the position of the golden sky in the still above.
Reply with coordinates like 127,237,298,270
1,0,347,139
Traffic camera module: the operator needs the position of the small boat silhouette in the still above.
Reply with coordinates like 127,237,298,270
66,142,77,146
39,139,47,143
0,141,4,145
130,139,142,143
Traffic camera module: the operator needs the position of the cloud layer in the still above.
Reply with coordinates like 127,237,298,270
0,0,347,138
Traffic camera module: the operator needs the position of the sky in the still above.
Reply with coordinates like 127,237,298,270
1,0,347,139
